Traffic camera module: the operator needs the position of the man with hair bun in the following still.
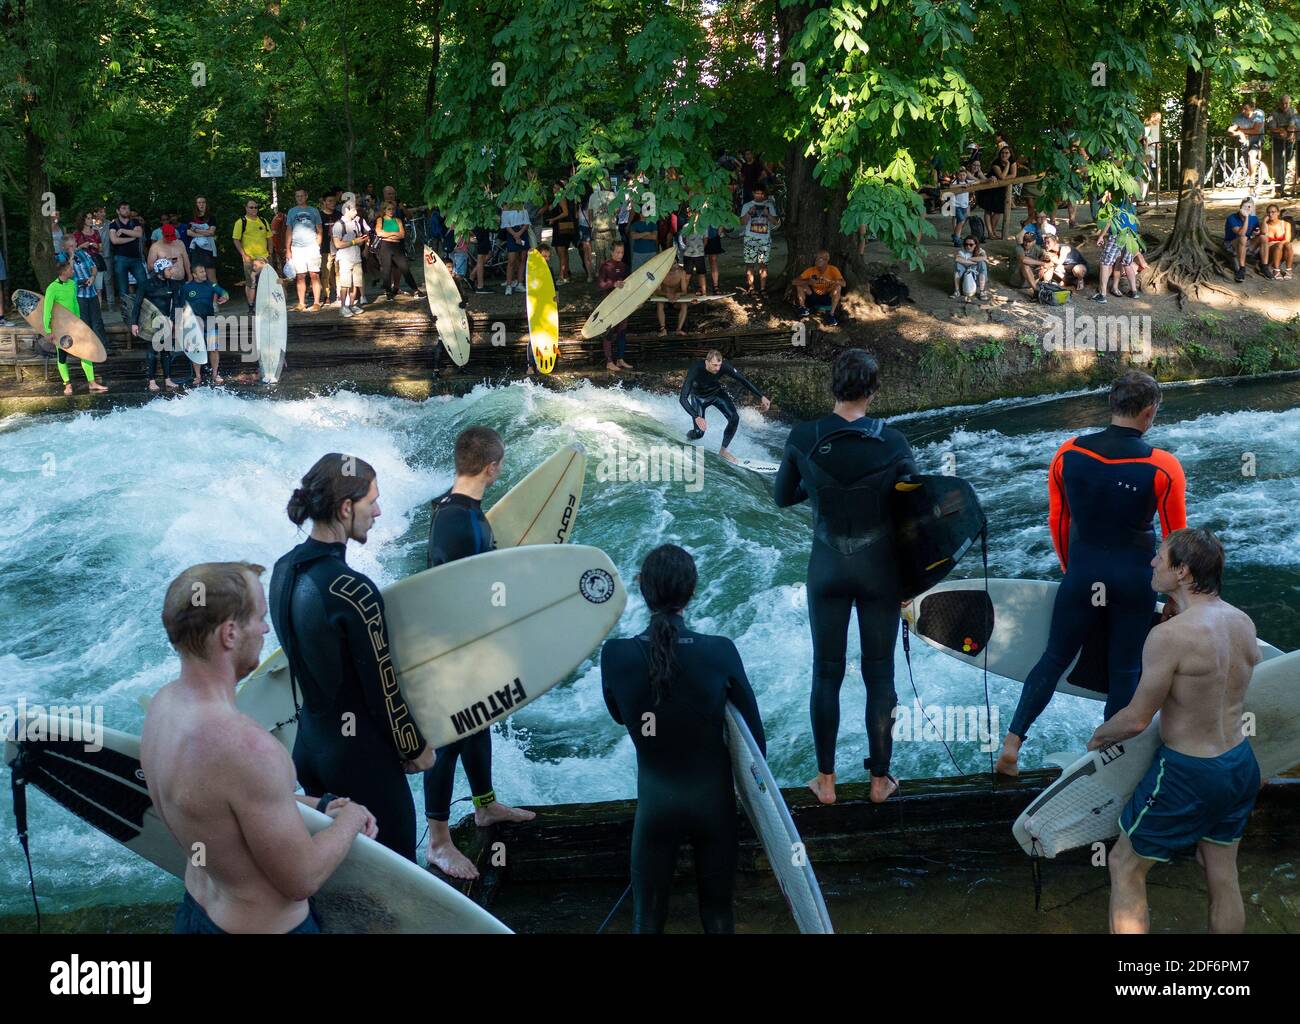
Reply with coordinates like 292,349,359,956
269,453,434,863
142,561,378,933
774,348,917,806
423,426,537,880
1089,527,1262,933
997,371,1188,775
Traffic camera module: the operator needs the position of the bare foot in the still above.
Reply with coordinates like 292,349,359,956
147,380,160,392
213,374,224,386
718,448,739,464
475,801,536,827
617,359,634,370
164,379,177,389
63,384,73,395
869,774,899,803
995,735,1022,777
808,773,837,804
425,837,480,880
606,362,621,372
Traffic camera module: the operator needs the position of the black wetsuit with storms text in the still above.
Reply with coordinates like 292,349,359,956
679,359,763,448
270,538,427,861
774,414,918,777
423,490,496,821
601,619,764,934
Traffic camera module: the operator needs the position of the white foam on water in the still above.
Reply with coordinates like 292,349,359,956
2,382,1298,914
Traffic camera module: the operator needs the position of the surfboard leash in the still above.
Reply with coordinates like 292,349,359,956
597,882,632,934
10,745,42,933
900,620,964,776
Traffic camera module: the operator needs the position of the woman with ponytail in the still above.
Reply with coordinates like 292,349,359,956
269,453,434,862
600,544,765,933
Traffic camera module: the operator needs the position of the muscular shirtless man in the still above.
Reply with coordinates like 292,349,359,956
142,562,378,934
1088,528,1262,934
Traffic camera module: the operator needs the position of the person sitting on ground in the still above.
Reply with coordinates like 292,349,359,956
1260,204,1294,279
1223,198,1262,283
143,561,378,934
952,236,989,301
1042,234,1088,291
1088,528,1261,935
1016,235,1053,291
793,250,845,324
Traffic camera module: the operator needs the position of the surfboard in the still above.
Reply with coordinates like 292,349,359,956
732,459,779,475
179,302,208,365
525,250,559,374
255,266,287,383
901,578,1285,702
649,292,734,303
485,443,586,547
724,704,834,934
12,289,108,363
892,475,986,600
4,713,511,933
235,544,626,754
137,297,170,351
1012,649,1300,857
581,247,677,339
422,245,471,366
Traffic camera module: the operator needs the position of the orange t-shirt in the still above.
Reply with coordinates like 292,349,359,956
798,264,845,295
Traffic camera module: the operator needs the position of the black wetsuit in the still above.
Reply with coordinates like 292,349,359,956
679,359,763,449
270,538,427,861
601,617,765,933
423,490,496,821
774,415,918,778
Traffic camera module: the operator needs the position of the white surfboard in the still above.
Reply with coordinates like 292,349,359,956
649,292,734,303
236,545,626,753
581,247,677,338
179,303,208,365
902,578,1284,702
733,459,779,475
725,704,833,934
422,245,471,366
485,443,585,547
137,298,169,351
256,267,287,383
4,713,510,933
1012,648,1300,858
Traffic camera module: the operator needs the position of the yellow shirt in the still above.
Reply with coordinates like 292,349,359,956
233,216,272,259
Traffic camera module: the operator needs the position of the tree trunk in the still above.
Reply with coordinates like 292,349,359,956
772,1,854,292
343,32,355,191
25,124,54,287
1143,60,1227,302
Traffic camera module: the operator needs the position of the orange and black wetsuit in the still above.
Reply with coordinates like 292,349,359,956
1008,424,1186,736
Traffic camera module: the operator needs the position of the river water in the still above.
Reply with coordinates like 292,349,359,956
1,375,1297,919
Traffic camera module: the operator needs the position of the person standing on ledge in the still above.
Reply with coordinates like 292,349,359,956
143,561,378,934
423,427,537,879
270,453,434,861
679,349,770,464
773,348,915,805
1089,528,1261,934
601,544,765,933
997,371,1187,775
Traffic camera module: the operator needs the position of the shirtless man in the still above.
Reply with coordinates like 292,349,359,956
142,561,377,934
1087,528,1261,934
654,263,692,336
146,224,190,285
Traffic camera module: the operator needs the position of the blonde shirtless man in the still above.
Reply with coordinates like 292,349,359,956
141,562,377,934
1088,528,1262,934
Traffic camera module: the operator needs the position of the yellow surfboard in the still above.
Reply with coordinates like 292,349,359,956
526,250,559,374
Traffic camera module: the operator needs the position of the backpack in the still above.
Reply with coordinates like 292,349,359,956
966,215,987,243
870,272,911,308
1036,281,1069,305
